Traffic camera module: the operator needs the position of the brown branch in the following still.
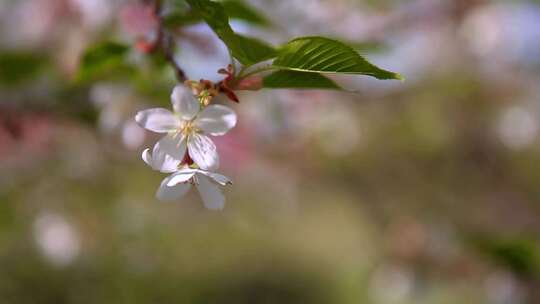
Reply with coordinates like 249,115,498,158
152,0,188,82
161,33,187,82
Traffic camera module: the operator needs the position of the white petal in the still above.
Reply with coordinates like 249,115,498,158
166,169,197,186
194,105,237,136
158,134,187,161
171,85,200,120
141,141,181,173
196,170,232,186
135,108,179,133
188,133,219,171
152,142,182,173
196,175,225,210
142,148,152,166
156,176,191,201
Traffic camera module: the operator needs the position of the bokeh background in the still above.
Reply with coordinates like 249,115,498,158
1,0,540,303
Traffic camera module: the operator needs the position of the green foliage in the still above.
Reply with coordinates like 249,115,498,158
225,34,277,65
186,0,401,86
74,2,402,97
222,0,271,26
185,0,229,29
186,0,276,65
273,36,402,80
77,41,133,83
263,70,341,90
165,0,270,28
163,10,202,28
0,52,48,85
475,237,540,277
162,0,197,27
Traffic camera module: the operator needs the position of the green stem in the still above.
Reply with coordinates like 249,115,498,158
228,49,237,75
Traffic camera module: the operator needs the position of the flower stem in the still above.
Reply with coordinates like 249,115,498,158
228,50,237,75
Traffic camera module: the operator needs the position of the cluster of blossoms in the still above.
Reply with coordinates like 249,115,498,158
135,84,237,210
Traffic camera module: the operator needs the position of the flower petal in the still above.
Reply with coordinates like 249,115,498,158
158,134,187,161
142,148,152,166
135,108,179,133
171,85,200,120
141,142,181,173
156,176,191,201
166,169,197,186
188,133,219,171
196,175,225,210
194,105,237,136
196,170,232,186
152,142,182,173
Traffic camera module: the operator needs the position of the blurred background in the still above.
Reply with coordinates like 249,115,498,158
1,0,540,303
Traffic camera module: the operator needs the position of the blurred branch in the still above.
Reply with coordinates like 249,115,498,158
151,0,188,82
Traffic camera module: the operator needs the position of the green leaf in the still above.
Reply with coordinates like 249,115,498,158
224,33,277,65
77,41,133,83
186,0,229,29
163,10,201,28
0,52,48,85
273,36,402,80
263,70,341,90
186,0,276,65
222,0,270,26
165,0,270,28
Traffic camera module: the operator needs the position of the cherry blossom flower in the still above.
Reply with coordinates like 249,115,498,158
135,85,237,170
157,167,232,210
142,147,231,209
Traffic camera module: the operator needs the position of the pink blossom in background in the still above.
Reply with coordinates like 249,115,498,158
0,111,55,166
212,122,255,173
70,0,112,29
4,0,71,47
119,3,158,42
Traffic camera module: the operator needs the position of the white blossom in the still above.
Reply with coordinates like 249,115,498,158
142,114,232,210
135,85,237,171
142,147,232,209
157,167,232,210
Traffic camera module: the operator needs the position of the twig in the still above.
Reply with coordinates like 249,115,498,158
152,0,188,82
161,32,187,82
